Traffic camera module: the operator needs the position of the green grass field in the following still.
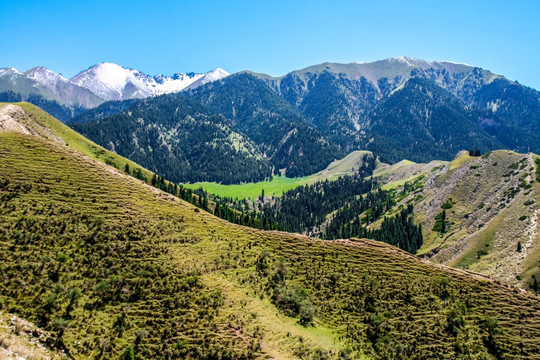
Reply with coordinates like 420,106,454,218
184,150,373,199
184,175,310,199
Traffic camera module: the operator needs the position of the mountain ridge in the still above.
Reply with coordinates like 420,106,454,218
0,62,229,116
24,66,104,108
245,56,503,94
238,57,540,158
70,62,230,101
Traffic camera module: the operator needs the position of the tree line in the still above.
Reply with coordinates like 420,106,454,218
127,153,423,254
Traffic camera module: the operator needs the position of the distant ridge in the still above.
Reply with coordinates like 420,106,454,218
0,62,229,107
71,62,230,101
246,56,500,93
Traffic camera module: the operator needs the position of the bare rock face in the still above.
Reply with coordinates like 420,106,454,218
0,104,32,135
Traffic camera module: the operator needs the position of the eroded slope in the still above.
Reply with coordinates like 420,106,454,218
378,151,540,288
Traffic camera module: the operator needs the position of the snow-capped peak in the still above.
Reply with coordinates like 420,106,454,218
205,68,229,81
70,62,151,101
24,66,70,86
389,56,426,67
70,62,229,101
387,57,474,69
439,60,474,67
210,68,229,76
0,67,23,76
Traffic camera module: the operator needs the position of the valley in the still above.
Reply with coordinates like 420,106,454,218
1,103,540,359
182,145,539,289
184,150,374,199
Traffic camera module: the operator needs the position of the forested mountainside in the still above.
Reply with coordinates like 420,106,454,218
473,78,540,152
2,102,540,359
186,73,342,177
71,96,273,184
72,74,342,183
68,98,138,124
61,58,540,184
249,57,540,159
355,77,503,163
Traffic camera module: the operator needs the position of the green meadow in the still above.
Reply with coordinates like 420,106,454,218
184,150,373,199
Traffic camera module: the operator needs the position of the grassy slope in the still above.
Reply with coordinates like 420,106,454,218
425,151,539,282
0,106,540,359
373,159,448,191
2,102,154,181
184,150,374,199
376,149,540,288
16,102,536,288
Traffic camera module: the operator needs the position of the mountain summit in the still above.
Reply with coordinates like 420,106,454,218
24,66,104,108
0,63,230,117
70,62,229,101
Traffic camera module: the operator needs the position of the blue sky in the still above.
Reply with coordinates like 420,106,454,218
1,0,539,89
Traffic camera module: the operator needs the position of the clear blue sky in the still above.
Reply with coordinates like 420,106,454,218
1,0,539,89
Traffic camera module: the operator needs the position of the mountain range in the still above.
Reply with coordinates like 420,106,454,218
1,55,540,359
2,56,540,183
247,57,539,159
71,62,229,101
0,62,229,120
59,57,539,184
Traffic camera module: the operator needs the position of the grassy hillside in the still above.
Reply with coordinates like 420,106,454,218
1,106,540,359
185,150,376,199
373,159,448,190
0,102,154,181
375,150,540,288
25,98,535,291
